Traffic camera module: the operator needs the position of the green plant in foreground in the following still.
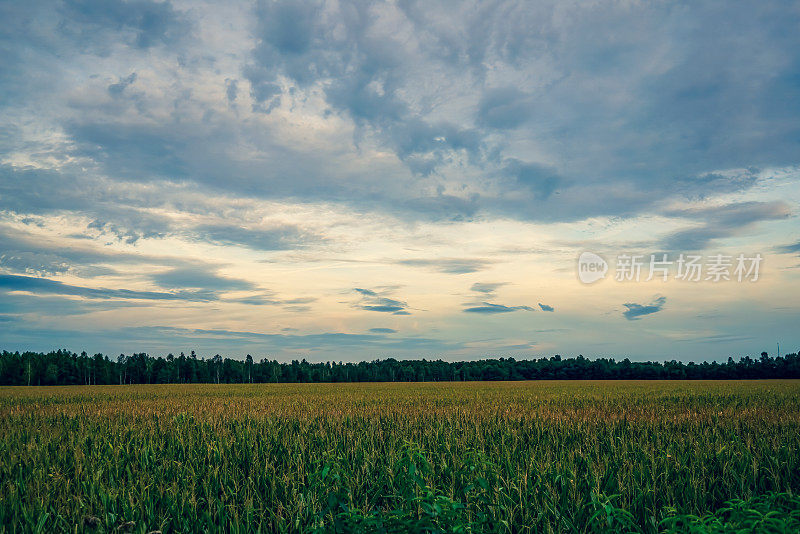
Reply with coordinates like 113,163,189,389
1,381,799,532
305,443,507,533
660,492,800,533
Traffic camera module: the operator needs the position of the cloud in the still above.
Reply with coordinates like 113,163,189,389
108,73,137,97
0,292,150,317
362,304,405,313
477,87,534,129
538,303,554,312
283,305,312,313
464,283,535,314
662,201,791,251
502,159,563,200
86,218,167,245
677,333,755,344
0,223,206,278
1,0,799,361
776,240,800,255
369,327,397,334
354,288,377,296
5,1,800,228
140,326,459,351
0,324,463,354
0,250,71,277
0,274,215,302
245,0,487,177
470,282,507,294
151,267,255,291
59,0,190,50
227,295,280,306
399,258,493,274
622,296,666,321
225,78,238,104
224,295,316,308
192,224,313,251
353,287,411,315
463,302,534,314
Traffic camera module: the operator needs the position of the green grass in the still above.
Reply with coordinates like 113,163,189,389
1,381,799,532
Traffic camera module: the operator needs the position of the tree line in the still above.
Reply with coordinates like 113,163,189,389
1,349,799,385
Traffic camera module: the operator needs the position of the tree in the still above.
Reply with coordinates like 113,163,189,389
245,354,253,383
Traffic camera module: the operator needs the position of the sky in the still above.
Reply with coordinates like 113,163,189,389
1,0,798,363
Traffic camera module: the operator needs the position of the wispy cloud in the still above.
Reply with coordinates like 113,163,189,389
399,258,493,274
0,274,215,302
776,240,800,256
464,303,534,314
470,282,507,295
151,267,255,291
353,288,412,315
661,201,791,251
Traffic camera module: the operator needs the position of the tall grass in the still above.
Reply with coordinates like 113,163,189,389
1,381,799,532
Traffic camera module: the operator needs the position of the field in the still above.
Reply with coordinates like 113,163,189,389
1,381,800,533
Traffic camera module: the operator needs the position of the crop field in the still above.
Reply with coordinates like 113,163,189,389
1,381,800,533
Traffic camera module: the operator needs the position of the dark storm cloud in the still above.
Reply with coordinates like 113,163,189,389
622,296,666,321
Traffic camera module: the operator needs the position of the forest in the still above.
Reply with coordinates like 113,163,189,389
1,348,798,385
